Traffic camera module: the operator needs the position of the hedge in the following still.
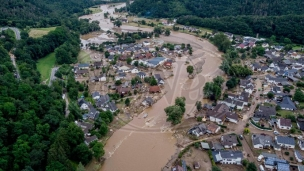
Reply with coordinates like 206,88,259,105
250,119,272,130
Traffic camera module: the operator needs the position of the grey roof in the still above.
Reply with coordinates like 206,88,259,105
137,71,146,76
78,63,89,68
105,101,117,112
295,150,303,160
265,157,288,166
98,94,110,106
85,135,98,145
277,163,290,171
254,106,277,120
209,142,224,150
118,72,126,77
252,134,273,146
299,165,304,171
211,151,222,162
276,136,295,145
147,57,165,65
277,96,296,110
261,152,278,158
220,150,243,159
92,91,100,98
221,134,238,146
200,142,210,149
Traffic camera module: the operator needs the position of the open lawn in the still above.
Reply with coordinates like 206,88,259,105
277,110,294,118
89,7,102,14
29,27,56,38
37,52,56,83
293,46,303,51
78,50,91,63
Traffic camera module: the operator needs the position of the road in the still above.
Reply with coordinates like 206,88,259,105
48,67,59,86
64,93,70,118
0,27,21,40
1,27,22,80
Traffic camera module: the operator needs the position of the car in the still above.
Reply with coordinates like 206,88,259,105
274,131,280,135
298,136,303,139
239,134,244,140
257,155,264,162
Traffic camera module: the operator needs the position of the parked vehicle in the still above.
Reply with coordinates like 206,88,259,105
239,134,244,140
259,165,265,171
274,131,280,135
257,155,264,162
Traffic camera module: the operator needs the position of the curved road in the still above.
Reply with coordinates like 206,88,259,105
1,27,21,80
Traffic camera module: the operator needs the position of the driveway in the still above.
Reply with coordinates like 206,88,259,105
0,27,21,40
48,67,59,86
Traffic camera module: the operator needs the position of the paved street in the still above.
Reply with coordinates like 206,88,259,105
48,67,58,86
0,27,21,40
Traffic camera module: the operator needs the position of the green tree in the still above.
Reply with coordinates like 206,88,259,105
125,98,130,106
126,57,132,65
153,27,162,34
76,162,85,171
213,76,224,86
242,159,249,167
243,128,250,134
246,162,257,171
72,143,92,165
115,80,122,86
104,51,110,58
149,77,158,86
252,46,265,56
99,121,108,136
164,105,184,125
212,33,231,53
186,65,194,75
196,101,202,111
92,142,105,161
114,20,122,27
212,166,222,171
267,92,274,99
294,88,304,102
165,28,171,36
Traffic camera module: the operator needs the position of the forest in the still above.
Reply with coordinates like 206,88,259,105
129,0,304,44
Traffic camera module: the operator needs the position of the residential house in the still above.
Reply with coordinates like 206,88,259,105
146,57,167,68
149,86,161,93
253,106,276,120
75,121,93,134
252,63,261,72
118,66,130,72
116,86,131,95
265,75,289,86
85,135,98,146
295,150,304,162
212,150,243,165
276,96,297,111
209,112,226,124
252,134,272,149
78,63,90,69
206,123,220,134
87,106,99,120
131,67,139,74
275,136,295,149
102,101,118,113
221,134,238,148
209,141,224,151
164,61,173,69
221,98,244,110
297,118,304,131
142,41,150,46
298,140,304,151
274,46,284,51
264,157,289,171
92,91,100,100
154,74,165,85
94,61,102,69
116,72,126,80
207,104,238,124
188,123,207,137
96,94,110,108
137,71,147,79
75,69,89,76
277,118,292,130
78,98,89,110
142,97,154,107
226,112,239,123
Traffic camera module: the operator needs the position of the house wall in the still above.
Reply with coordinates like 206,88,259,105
295,153,303,163
221,158,241,165
210,117,223,124
80,104,89,110
277,142,295,148
227,118,238,124
253,144,263,149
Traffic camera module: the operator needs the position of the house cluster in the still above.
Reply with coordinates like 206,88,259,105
188,122,221,137
182,26,200,32
235,36,264,49
75,120,98,146
203,103,239,125
74,61,104,79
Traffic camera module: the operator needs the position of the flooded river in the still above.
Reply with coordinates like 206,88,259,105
80,3,223,171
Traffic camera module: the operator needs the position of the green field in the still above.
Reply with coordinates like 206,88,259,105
77,50,91,63
89,7,102,14
292,46,303,51
277,110,294,117
37,52,56,83
29,27,57,38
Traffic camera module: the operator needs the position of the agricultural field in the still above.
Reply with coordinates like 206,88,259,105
37,52,56,83
29,27,56,38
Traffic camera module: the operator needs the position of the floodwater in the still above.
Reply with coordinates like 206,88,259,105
79,3,223,171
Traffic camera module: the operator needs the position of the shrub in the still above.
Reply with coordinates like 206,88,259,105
250,119,272,130
290,157,294,161
284,151,289,156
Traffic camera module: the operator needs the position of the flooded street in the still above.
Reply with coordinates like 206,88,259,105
80,3,223,171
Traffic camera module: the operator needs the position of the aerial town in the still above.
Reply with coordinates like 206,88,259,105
2,1,304,171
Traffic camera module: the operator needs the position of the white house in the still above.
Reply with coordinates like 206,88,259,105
219,151,243,165
118,66,130,72
275,136,295,149
299,140,304,151
209,113,226,125
131,68,139,74
252,134,272,149
142,41,150,46
78,99,89,110
295,150,304,163
221,134,238,148
226,112,238,123
92,91,100,100
277,118,292,130
99,74,107,82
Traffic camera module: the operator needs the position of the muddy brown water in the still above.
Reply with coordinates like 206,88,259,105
79,3,223,171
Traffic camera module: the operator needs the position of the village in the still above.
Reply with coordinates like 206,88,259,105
54,2,304,171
